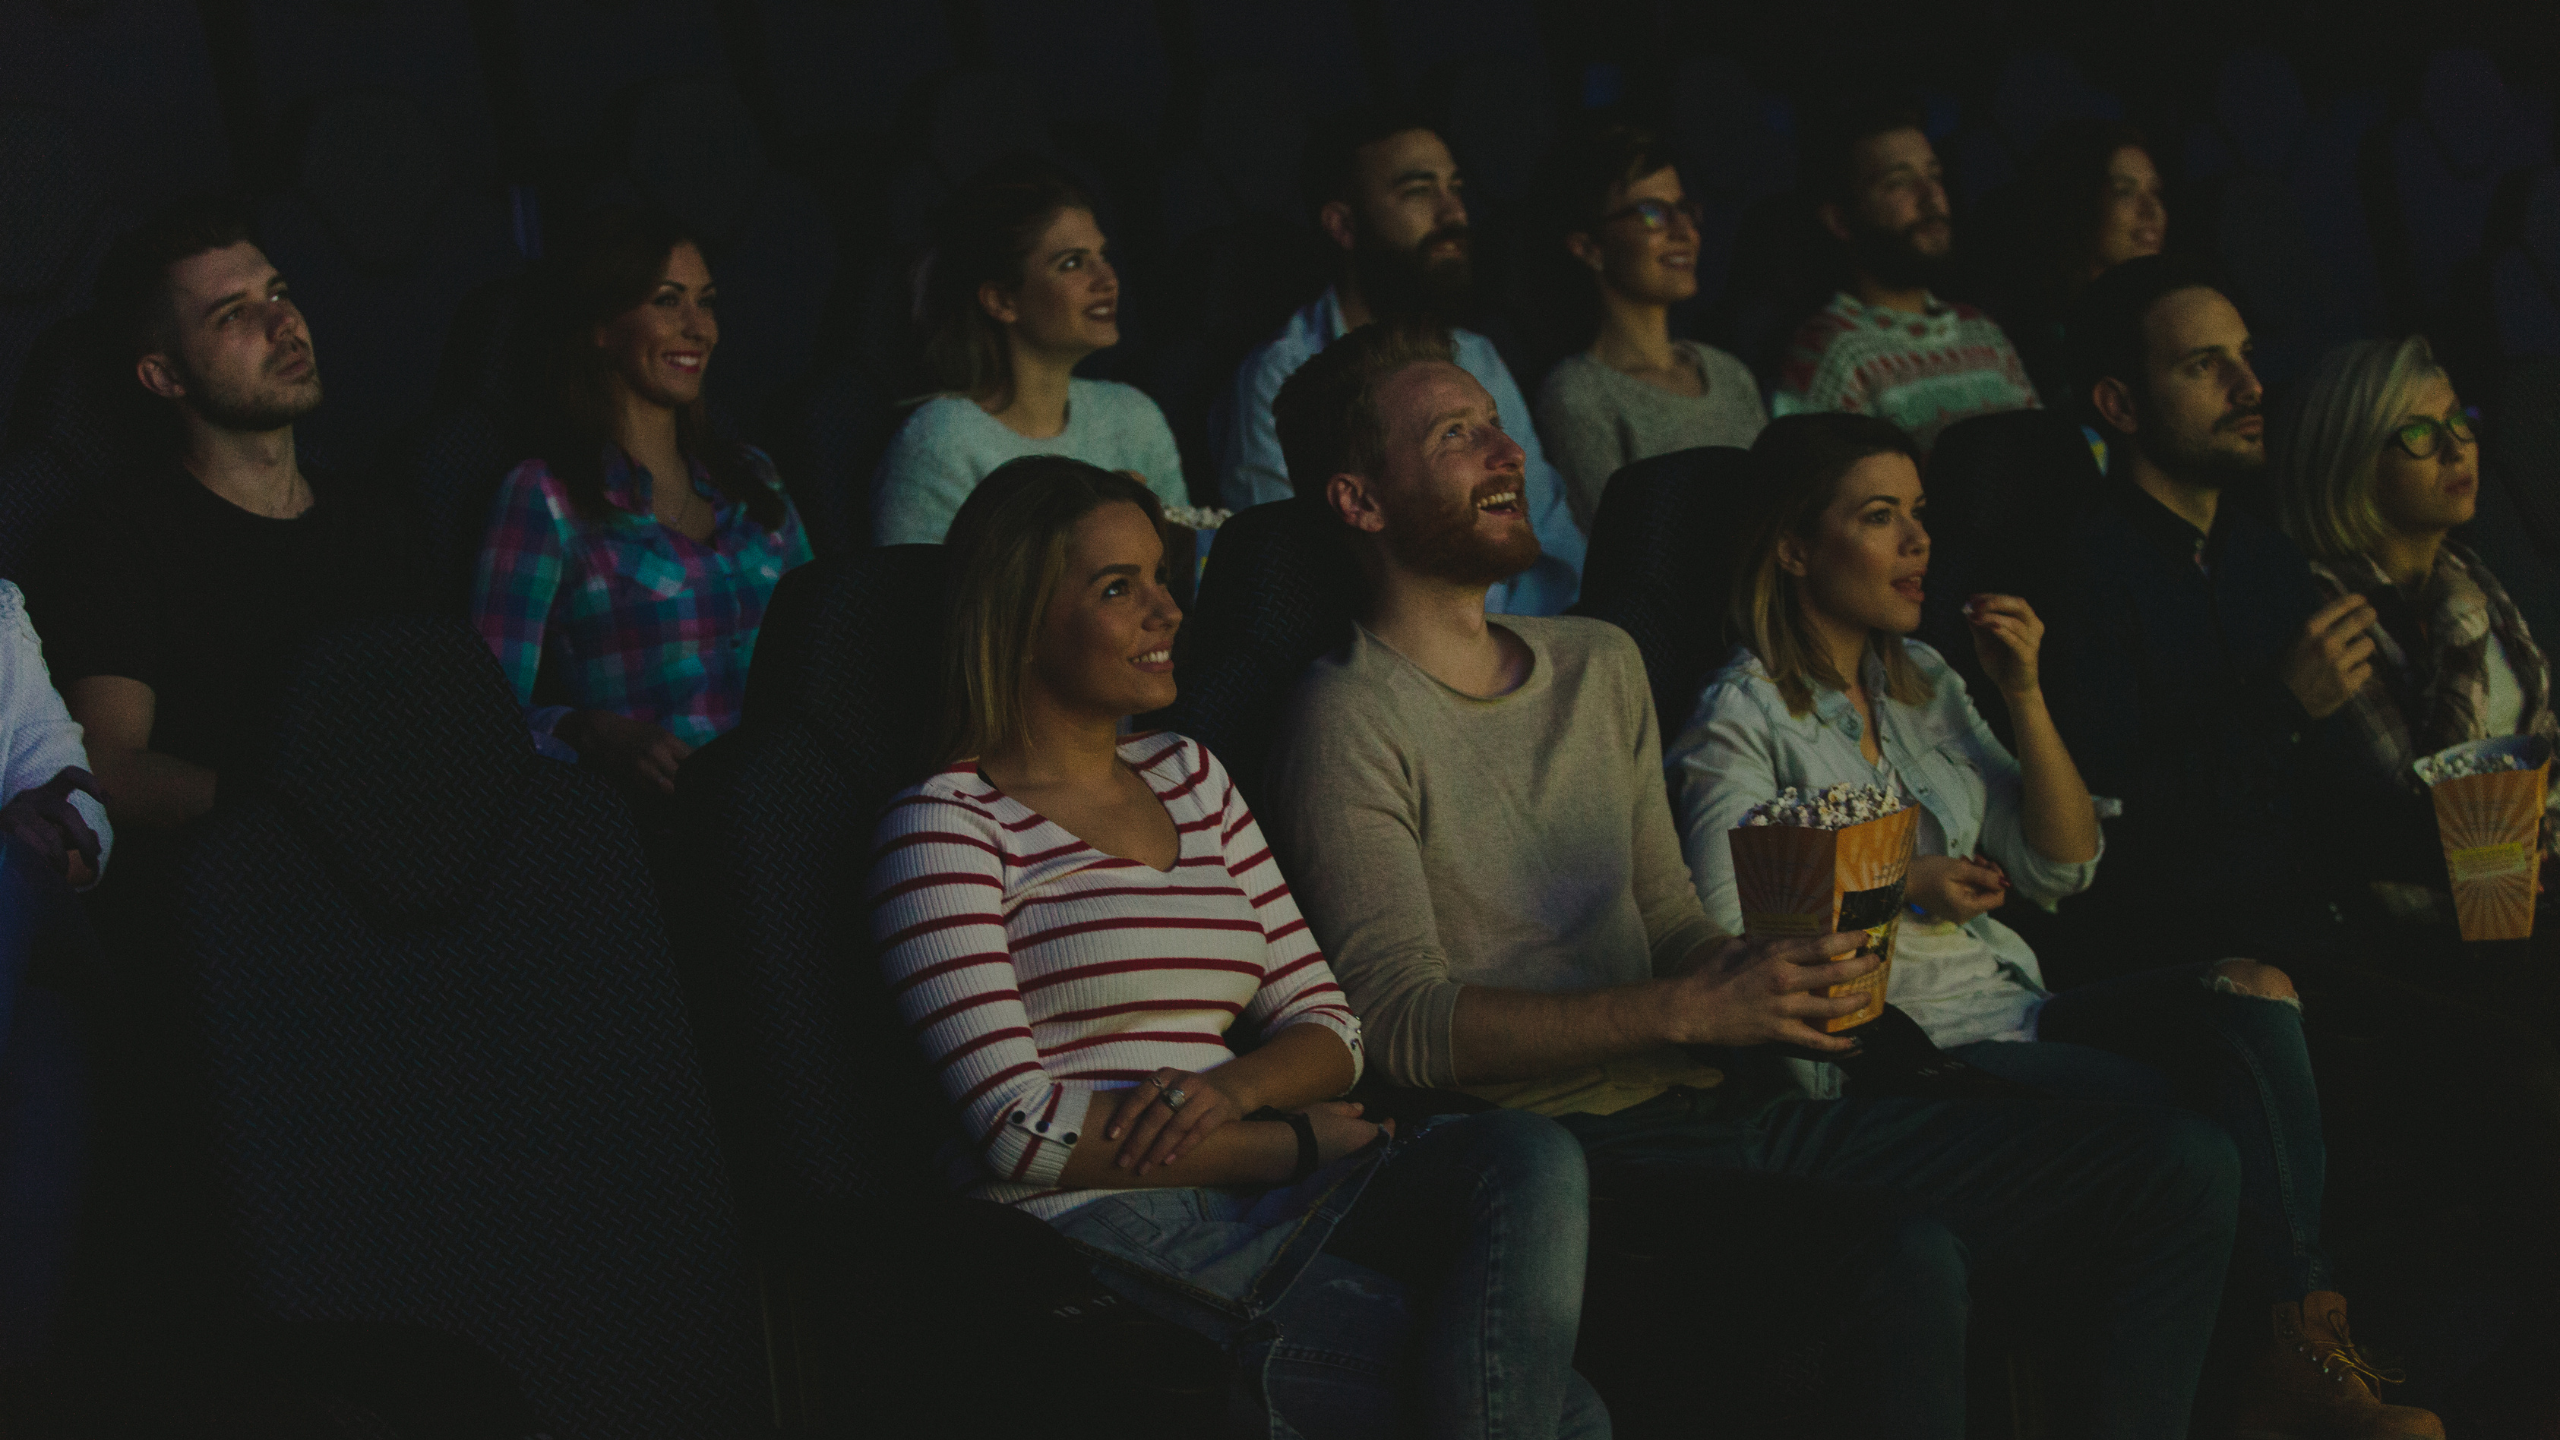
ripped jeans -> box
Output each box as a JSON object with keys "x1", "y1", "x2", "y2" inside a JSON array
[
  {"x1": 1053, "y1": 1109, "x2": 1609, "y2": 1440},
  {"x1": 1954, "y1": 959, "x2": 2333, "y2": 1301}
]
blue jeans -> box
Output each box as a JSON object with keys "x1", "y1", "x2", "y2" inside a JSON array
[
  {"x1": 1064, "y1": 1109, "x2": 1608, "y2": 1440},
  {"x1": 0, "y1": 837, "x2": 87, "y2": 1364},
  {"x1": 1956, "y1": 961, "x2": 2334, "y2": 1302},
  {"x1": 1559, "y1": 1089, "x2": 2239, "y2": 1440}
]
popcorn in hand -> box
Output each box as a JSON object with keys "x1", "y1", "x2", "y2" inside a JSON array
[
  {"x1": 2414, "y1": 748, "x2": 2532, "y2": 785},
  {"x1": 1741, "y1": 781, "x2": 1910, "y2": 830},
  {"x1": 1162, "y1": 505, "x2": 1233, "y2": 530}
]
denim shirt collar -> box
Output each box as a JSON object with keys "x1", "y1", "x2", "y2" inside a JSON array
[{"x1": 1805, "y1": 646, "x2": 1892, "y2": 750}]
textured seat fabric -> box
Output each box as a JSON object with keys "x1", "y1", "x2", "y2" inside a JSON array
[
  {"x1": 1914, "y1": 409, "x2": 2104, "y2": 744},
  {"x1": 1152, "y1": 496, "x2": 1361, "y2": 811},
  {"x1": 164, "y1": 619, "x2": 769, "y2": 1438},
  {"x1": 1568, "y1": 446, "x2": 1756, "y2": 739},
  {"x1": 682, "y1": 546, "x2": 953, "y2": 1223}
]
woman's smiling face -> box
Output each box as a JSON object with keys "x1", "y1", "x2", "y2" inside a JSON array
[
  {"x1": 594, "y1": 240, "x2": 717, "y2": 407},
  {"x1": 1029, "y1": 500, "x2": 1182, "y2": 721}
]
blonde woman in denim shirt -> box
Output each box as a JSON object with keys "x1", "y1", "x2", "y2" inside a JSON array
[{"x1": 1665, "y1": 414, "x2": 2441, "y2": 1440}]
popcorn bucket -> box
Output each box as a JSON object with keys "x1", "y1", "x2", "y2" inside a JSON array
[
  {"x1": 1728, "y1": 805, "x2": 1922, "y2": 1031},
  {"x1": 2416, "y1": 735, "x2": 2551, "y2": 942}
]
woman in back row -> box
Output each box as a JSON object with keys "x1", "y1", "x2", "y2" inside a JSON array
[
  {"x1": 1533, "y1": 122, "x2": 1765, "y2": 528},
  {"x1": 472, "y1": 206, "x2": 812, "y2": 802},
  {"x1": 868, "y1": 457, "x2": 1603, "y2": 1438},
  {"x1": 871, "y1": 158, "x2": 1188, "y2": 546}
]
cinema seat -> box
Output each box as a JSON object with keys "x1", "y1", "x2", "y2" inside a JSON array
[{"x1": 155, "y1": 618, "x2": 772, "y2": 1436}]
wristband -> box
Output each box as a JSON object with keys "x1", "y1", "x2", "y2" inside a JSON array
[{"x1": 1248, "y1": 1106, "x2": 1319, "y2": 1182}]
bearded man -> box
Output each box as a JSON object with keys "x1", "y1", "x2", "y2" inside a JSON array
[
  {"x1": 1256, "y1": 317, "x2": 2251, "y2": 1439},
  {"x1": 25, "y1": 195, "x2": 419, "y2": 837},
  {"x1": 1215, "y1": 106, "x2": 1583, "y2": 615},
  {"x1": 1772, "y1": 98, "x2": 2040, "y2": 453}
]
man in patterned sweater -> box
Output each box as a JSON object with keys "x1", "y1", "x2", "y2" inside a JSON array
[{"x1": 1773, "y1": 97, "x2": 2039, "y2": 452}]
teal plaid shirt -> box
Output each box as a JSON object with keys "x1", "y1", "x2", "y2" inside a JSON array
[{"x1": 471, "y1": 445, "x2": 813, "y2": 749}]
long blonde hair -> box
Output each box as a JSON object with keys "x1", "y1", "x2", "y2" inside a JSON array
[
  {"x1": 2272, "y1": 335, "x2": 2452, "y2": 562},
  {"x1": 1731, "y1": 413, "x2": 1936, "y2": 717},
  {"x1": 936, "y1": 457, "x2": 1165, "y2": 765}
]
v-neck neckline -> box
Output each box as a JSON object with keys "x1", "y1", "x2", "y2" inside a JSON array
[{"x1": 973, "y1": 744, "x2": 1187, "y2": 876}]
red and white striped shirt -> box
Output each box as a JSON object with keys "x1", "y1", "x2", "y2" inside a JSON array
[{"x1": 869, "y1": 732, "x2": 1364, "y2": 1219}]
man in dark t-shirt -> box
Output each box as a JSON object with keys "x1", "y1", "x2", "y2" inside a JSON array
[{"x1": 25, "y1": 196, "x2": 414, "y2": 835}]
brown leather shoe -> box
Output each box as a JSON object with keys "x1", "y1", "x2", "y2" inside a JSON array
[{"x1": 2224, "y1": 1292, "x2": 2444, "y2": 1440}]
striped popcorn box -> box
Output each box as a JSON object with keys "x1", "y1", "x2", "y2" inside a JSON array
[
  {"x1": 1728, "y1": 801, "x2": 1921, "y2": 1032},
  {"x1": 2414, "y1": 735, "x2": 2552, "y2": 942}
]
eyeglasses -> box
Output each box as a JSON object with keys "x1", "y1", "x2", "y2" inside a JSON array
[
  {"x1": 2387, "y1": 411, "x2": 2478, "y2": 460},
  {"x1": 1597, "y1": 196, "x2": 1704, "y2": 233}
]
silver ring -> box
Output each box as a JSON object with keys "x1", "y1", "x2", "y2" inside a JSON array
[{"x1": 1162, "y1": 1086, "x2": 1190, "y2": 1111}]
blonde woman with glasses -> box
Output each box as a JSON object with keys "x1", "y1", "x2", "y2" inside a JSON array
[{"x1": 2270, "y1": 335, "x2": 2554, "y2": 925}]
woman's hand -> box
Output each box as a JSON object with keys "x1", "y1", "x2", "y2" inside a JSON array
[
  {"x1": 1304, "y1": 1100, "x2": 1391, "y2": 1166},
  {"x1": 1965, "y1": 594, "x2": 2046, "y2": 699},
  {"x1": 0, "y1": 766, "x2": 103, "y2": 881},
  {"x1": 560, "y1": 710, "x2": 693, "y2": 795},
  {"x1": 1106, "y1": 1067, "x2": 1251, "y2": 1176},
  {"x1": 1905, "y1": 853, "x2": 2009, "y2": 925}
]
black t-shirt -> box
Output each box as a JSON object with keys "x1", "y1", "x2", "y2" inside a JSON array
[{"x1": 25, "y1": 461, "x2": 422, "y2": 783}]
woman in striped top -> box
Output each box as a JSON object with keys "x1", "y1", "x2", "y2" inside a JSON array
[{"x1": 871, "y1": 457, "x2": 1606, "y2": 1439}]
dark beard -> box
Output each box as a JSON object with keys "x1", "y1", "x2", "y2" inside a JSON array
[
  {"x1": 178, "y1": 352, "x2": 323, "y2": 433},
  {"x1": 1350, "y1": 221, "x2": 1473, "y2": 326},
  {"x1": 2132, "y1": 402, "x2": 2267, "y2": 489},
  {"x1": 1845, "y1": 216, "x2": 1953, "y2": 294},
  {"x1": 1379, "y1": 477, "x2": 1539, "y2": 587}
]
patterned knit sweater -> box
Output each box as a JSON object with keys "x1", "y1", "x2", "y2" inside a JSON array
[
  {"x1": 1772, "y1": 291, "x2": 2040, "y2": 452},
  {"x1": 868, "y1": 732, "x2": 1364, "y2": 1219}
]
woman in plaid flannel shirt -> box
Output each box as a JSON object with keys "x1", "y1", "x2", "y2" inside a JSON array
[{"x1": 472, "y1": 208, "x2": 812, "y2": 799}]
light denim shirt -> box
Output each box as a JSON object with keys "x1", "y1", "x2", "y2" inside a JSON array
[
  {"x1": 1212, "y1": 286, "x2": 1584, "y2": 616},
  {"x1": 1666, "y1": 641, "x2": 2104, "y2": 1093}
]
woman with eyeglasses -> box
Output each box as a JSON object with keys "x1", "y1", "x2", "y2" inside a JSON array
[
  {"x1": 1532, "y1": 122, "x2": 1766, "y2": 531},
  {"x1": 2270, "y1": 336, "x2": 2552, "y2": 928}
]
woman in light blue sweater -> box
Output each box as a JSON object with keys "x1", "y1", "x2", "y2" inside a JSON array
[
  {"x1": 1665, "y1": 414, "x2": 2440, "y2": 1439},
  {"x1": 872, "y1": 156, "x2": 1185, "y2": 545}
]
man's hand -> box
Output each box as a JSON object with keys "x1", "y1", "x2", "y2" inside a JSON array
[
  {"x1": 0, "y1": 766, "x2": 104, "y2": 881},
  {"x1": 1662, "y1": 932, "x2": 1878, "y2": 1054},
  {"x1": 559, "y1": 710, "x2": 693, "y2": 795},
  {"x1": 2280, "y1": 592, "x2": 2378, "y2": 720},
  {"x1": 1905, "y1": 854, "x2": 2008, "y2": 925}
]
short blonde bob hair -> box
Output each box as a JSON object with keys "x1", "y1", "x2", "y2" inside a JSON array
[
  {"x1": 2272, "y1": 335, "x2": 2452, "y2": 562},
  {"x1": 1731, "y1": 413, "x2": 1936, "y2": 718},
  {"x1": 936, "y1": 456, "x2": 1166, "y2": 765}
]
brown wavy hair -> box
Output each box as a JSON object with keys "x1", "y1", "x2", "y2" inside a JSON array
[
  {"x1": 1730, "y1": 414, "x2": 1936, "y2": 717},
  {"x1": 534, "y1": 205, "x2": 783, "y2": 529}
]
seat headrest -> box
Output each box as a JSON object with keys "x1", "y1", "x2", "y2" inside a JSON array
[
  {"x1": 262, "y1": 620, "x2": 532, "y2": 930},
  {"x1": 624, "y1": 77, "x2": 768, "y2": 249},
  {"x1": 1924, "y1": 410, "x2": 2103, "y2": 545},
  {"x1": 294, "y1": 88, "x2": 451, "y2": 271},
  {"x1": 1187, "y1": 497, "x2": 1361, "y2": 656},
  {"x1": 0, "y1": 106, "x2": 104, "y2": 304},
  {"x1": 1572, "y1": 446, "x2": 1755, "y2": 732},
  {"x1": 743, "y1": 546, "x2": 948, "y2": 792}
]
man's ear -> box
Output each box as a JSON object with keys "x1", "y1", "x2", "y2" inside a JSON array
[
  {"x1": 977, "y1": 280, "x2": 1020, "y2": 328},
  {"x1": 1774, "y1": 532, "x2": 1811, "y2": 579},
  {"x1": 135, "y1": 352, "x2": 186, "y2": 402},
  {"x1": 2089, "y1": 376, "x2": 2139, "y2": 437},
  {"x1": 1817, "y1": 200, "x2": 1852, "y2": 245},
  {"x1": 1325, "y1": 471, "x2": 1386, "y2": 535},
  {"x1": 1318, "y1": 200, "x2": 1358, "y2": 255},
  {"x1": 1564, "y1": 230, "x2": 1604, "y2": 273}
]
